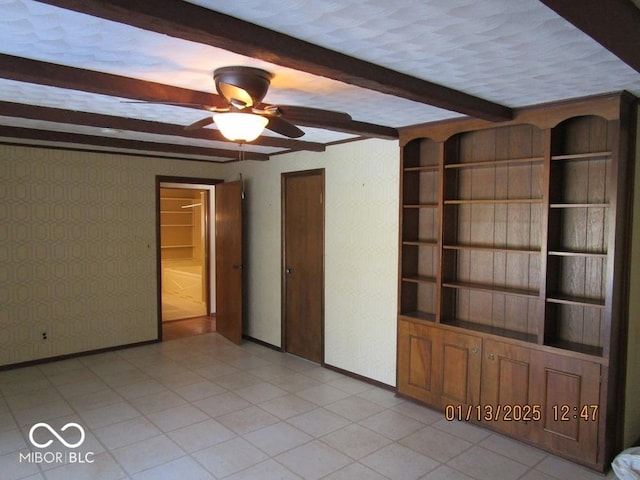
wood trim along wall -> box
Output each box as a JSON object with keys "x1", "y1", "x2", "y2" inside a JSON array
[{"x1": 0, "y1": 340, "x2": 159, "y2": 371}]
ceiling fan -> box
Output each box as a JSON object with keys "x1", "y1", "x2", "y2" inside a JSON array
[{"x1": 155, "y1": 66, "x2": 353, "y2": 142}]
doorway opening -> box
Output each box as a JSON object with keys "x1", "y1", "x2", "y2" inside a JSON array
[
  {"x1": 157, "y1": 177, "x2": 219, "y2": 340},
  {"x1": 160, "y1": 187, "x2": 208, "y2": 321}
]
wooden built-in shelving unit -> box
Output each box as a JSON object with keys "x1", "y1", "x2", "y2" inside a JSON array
[{"x1": 396, "y1": 92, "x2": 637, "y2": 472}]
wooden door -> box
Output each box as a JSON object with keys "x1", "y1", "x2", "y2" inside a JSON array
[
  {"x1": 215, "y1": 181, "x2": 243, "y2": 344},
  {"x1": 283, "y1": 170, "x2": 324, "y2": 363},
  {"x1": 530, "y1": 351, "x2": 601, "y2": 465},
  {"x1": 436, "y1": 328, "x2": 482, "y2": 410},
  {"x1": 397, "y1": 320, "x2": 481, "y2": 410},
  {"x1": 397, "y1": 319, "x2": 440, "y2": 405},
  {"x1": 481, "y1": 339, "x2": 535, "y2": 438}
]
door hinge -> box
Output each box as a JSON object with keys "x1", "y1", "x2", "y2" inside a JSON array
[{"x1": 320, "y1": 192, "x2": 323, "y2": 204}]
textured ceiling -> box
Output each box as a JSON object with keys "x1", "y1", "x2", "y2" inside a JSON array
[
  {"x1": 193, "y1": 0, "x2": 640, "y2": 105},
  {"x1": 0, "y1": 0, "x2": 638, "y2": 162}
]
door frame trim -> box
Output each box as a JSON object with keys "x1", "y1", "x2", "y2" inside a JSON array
[
  {"x1": 281, "y1": 168, "x2": 326, "y2": 363},
  {"x1": 155, "y1": 175, "x2": 222, "y2": 341}
]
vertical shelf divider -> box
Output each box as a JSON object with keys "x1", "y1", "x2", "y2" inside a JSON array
[
  {"x1": 539, "y1": 128, "x2": 552, "y2": 346},
  {"x1": 435, "y1": 140, "x2": 446, "y2": 323}
]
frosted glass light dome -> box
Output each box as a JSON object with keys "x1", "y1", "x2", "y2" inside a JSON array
[{"x1": 214, "y1": 112, "x2": 268, "y2": 142}]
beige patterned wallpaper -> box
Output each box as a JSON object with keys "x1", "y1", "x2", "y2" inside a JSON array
[{"x1": 0, "y1": 144, "x2": 225, "y2": 366}]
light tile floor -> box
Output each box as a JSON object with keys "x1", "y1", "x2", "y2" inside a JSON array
[{"x1": 0, "y1": 333, "x2": 617, "y2": 480}]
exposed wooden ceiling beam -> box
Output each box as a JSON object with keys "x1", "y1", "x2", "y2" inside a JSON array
[
  {"x1": 0, "y1": 101, "x2": 326, "y2": 152},
  {"x1": 0, "y1": 54, "x2": 396, "y2": 139},
  {"x1": 0, "y1": 126, "x2": 269, "y2": 161},
  {"x1": 0, "y1": 54, "x2": 222, "y2": 107},
  {"x1": 539, "y1": 0, "x2": 640, "y2": 73},
  {"x1": 294, "y1": 118, "x2": 397, "y2": 140},
  {"x1": 33, "y1": 0, "x2": 513, "y2": 122}
]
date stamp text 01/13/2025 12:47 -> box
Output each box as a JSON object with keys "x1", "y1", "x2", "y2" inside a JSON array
[{"x1": 444, "y1": 404, "x2": 600, "y2": 422}]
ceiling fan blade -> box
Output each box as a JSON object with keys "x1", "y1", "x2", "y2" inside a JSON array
[
  {"x1": 265, "y1": 116, "x2": 305, "y2": 138},
  {"x1": 122, "y1": 100, "x2": 227, "y2": 112},
  {"x1": 123, "y1": 100, "x2": 201, "y2": 107},
  {"x1": 274, "y1": 105, "x2": 352, "y2": 123},
  {"x1": 184, "y1": 116, "x2": 214, "y2": 131}
]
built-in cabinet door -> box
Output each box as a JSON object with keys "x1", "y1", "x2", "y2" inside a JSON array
[
  {"x1": 530, "y1": 351, "x2": 601, "y2": 465},
  {"x1": 481, "y1": 340, "x2": 535, "y2": 438},
  {"x1": 481, "y1": 339, "x2": 600, "y2": 465},
  {"x1": 397, "y1": 320, "x2": 437, "y2": 405},
  {"x1": 397, "y1": 320, "x2": 481, "y2": 410}
]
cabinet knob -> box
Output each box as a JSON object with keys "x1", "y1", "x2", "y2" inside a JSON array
[
  {"x1": 285, "y1": 267, "x2": 292, "y2": 274},
  {"x1": 471, "y1": 347, "x2": 479, "y2": 354},
  {"x1": 488, "y1": 353, "x2": 495, "y2": 360}
]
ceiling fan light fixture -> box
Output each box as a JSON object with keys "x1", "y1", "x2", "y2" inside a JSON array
[{"x1": 213, "y1": 112, "x2": 268, "y2": 142}]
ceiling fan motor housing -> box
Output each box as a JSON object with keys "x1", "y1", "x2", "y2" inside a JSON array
[{"x1": 213, "y1": 66, "x2": 273, "y2": 107}]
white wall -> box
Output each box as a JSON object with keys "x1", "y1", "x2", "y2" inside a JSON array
[{"x1": 237, "y1": 138, "x2": 400, "y2": 385}]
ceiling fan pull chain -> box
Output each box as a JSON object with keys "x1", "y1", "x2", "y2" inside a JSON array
[{"x1": 238, "y1": 144, "x2": 246, "y2": 200}]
